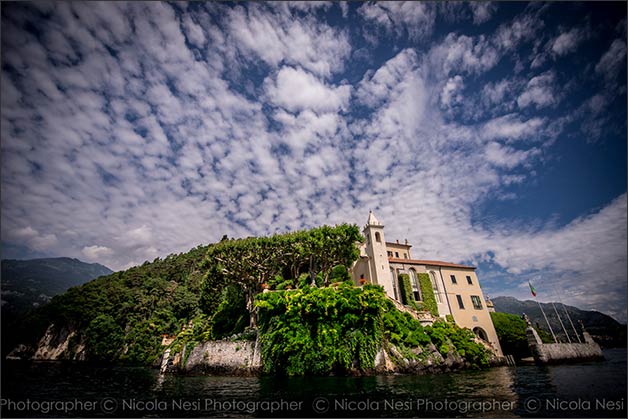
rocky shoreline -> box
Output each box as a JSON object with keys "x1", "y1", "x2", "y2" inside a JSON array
[
  {"x1": 7, "y1": 323, "x2": 504, "y2": 376},
  {"x1": 159, "y1": 336, "x2": 504, "y2": 376}
]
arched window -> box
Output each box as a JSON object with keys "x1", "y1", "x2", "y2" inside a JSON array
[
  {"x1": 429, "y1": 271, "x2": 442, "y2": 303},
  {"x1": 409, "y1": 269, "x2": 421, "y2": 301},
  {"x1": 375, "y1": 232, "x2": 381, "y2": 243},
  {"x1": 473, "y1": 327, "x2": 489, "y2": 341}
]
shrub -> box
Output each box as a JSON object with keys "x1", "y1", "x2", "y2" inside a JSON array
[
  {"x1": 490, "y1": 312, "x2": 531, "y2": 359},
  {"x1": 255, "y1": 284, "x2": 383, "y2": 376}
]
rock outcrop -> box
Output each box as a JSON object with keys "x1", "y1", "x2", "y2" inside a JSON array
[
  {"x1": 7, "y1": 323, "x2": 86, "y2": 361},
  {"x1": 161, "y1": 338, "x2": 501, "y2": 376},
  {"x1": 161, "y1": 339, "x2": 261, "y2": 375}
]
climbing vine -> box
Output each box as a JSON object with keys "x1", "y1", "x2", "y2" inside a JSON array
[
  {"x1": 397, "y1": 274, "x2": 421, "y2": 311},
  {"x1": 417, "y1": 273, "x2": 439, "y2": 317}
]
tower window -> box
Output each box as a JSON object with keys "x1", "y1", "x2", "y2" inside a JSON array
[
  {"x1": 471, "y1": 295, "x2": 483, "y2": 309},
  {"x1": 375, "y1": 232, "x2": 381, "y2": 242},
  {"x1": 466, "y1": 275, "x2": 473, "y2": 285},
  {"x1": 456, "y1": 295, "x2": 465, "y2": 309},
  {"x1": 450, "y1": 275, "x2": 457, "y2": 284}
]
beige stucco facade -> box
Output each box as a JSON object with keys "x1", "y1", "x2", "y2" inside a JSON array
[{"x1": 352, "y1": 212, "x2": 503, "y2": 357}]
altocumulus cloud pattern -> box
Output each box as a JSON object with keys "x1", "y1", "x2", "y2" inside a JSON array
[{"x1": 1, "y1": 2, "x2": 626, "y2": 321}]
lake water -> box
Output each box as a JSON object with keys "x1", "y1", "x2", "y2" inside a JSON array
[{"x1": 1, "y1": 348, "x2": 625, "y2": 418}]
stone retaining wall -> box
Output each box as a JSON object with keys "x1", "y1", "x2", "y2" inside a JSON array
[
  {"x1": 165, "y1": 339, "x2": 262, "y2": 375},
  {"x1": 526, "y1": 326, "x2": 603, "y2": 364}
]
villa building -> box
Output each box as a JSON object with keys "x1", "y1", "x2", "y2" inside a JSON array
[{"x1": 351, "y1": 211, "x2": 503, "y2": 356}]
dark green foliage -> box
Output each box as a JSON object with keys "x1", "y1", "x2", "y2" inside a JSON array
[
  {"x1": 425, "y1": 321, "x2": 491, "y2": 367},
  {"x1": 209, "y1": 285, "x2": 248, "y2": 339},
  {"x1": 330, "y1": 264, "x2": 351, "y2": 283},
  {"x1": 382, "y1": 299, "x2": 430, "y2": 349},
  {"x1": 490, "y1": 312, "x2": 531, "y2": 359},
  {"x1": 200, "y1": 224, "x2": 363, "y2": 326},
  {"x1": 256, "y1": 284, "x2": 491, "y2": 375},
  {"x1": 417, "y1": 273, "x2": 439, "y2": 317},
  {"x1": 122, "y1": 320, "x2": 161, "y2": 364},
  {"x1": 397, "y1": 274, "x2": 420, "y2": 311},
  {"x1": 255, "y1": 284, "x2": 383, "y2": 376},
  {"x1": 535, "y1": 325, "x2": 555, "y2": 344},
  {"x1": 85, "y1": 314, "x2": 124, "y2": 362},
  {"x1": 13, "y1": 244, "x2": 211, "y2": 364}
]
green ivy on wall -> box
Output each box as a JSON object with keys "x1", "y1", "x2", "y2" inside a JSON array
[
  {"x1": 397, "y1": 274, "x2": 421, "y2": 311},
  {"x1": 417, "y1": 273, "x2": 439, "y2": 317}
]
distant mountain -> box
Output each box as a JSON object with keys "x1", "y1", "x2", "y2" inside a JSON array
[
  {"x1": 1, "y1": 257, "x2": 113, "y2": 315},
  {"x1": 492, "y1": 296, "x2": 626, "y2": 347}
]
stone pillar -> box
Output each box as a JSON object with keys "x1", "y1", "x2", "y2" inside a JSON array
[
  {"x1": 525, "y1": 320, "x2": 548, "y2": 363},
  {"x1": 582, "y1": 330, "x2": 595, "y2": 344},
  {"x1": 579, "y1": 320, "x2": 596, "y2": 344}
]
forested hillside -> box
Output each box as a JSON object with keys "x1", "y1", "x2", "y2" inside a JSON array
[
  {"x1": 1, "y1": 257, "x2": 112, "y2": 314},
  {"x1": 6, "y1": 224, "x2": 363, "y2": 363}
]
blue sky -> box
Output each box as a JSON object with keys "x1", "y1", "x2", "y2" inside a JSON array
[{"x1": 1, "y1": 2, "x2": 626, "y2": 321}]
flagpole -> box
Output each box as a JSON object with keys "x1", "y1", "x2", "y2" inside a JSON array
[
  {"x1": 536, "y1": 297, "x2": 558, "y2": 343},
  {"x1": 561, "y1": 302, "x2": 582, "y2": 343},
  {"x1": 552, "y1": 284, "x2": 582, "y2": 343},
  {"x1": 530, "y1": 281, "x2": 557, "y2": 343},
  {"x1": 552, "y1": 301, "x2": 571, "y2": 343}
]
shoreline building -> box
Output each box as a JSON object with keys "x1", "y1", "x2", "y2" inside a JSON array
[{"x1": 351, "y1": 211, "x2": 503, "y2": 356}]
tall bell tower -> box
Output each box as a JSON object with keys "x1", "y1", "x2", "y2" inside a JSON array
[{"x1": 363, "y1": 211, "x2": 395, "y2": 299}]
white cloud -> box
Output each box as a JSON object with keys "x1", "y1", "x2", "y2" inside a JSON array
[
  {"x1": 354, "y1": 48, "x2": 418, "y2": 108},
  {"x1": 551, "y1": 27, "x2": 587, "y2": 56},
  {"x1": 358, "y1": 1, "x2": 436, "y2": 41},
  {"x1": 440, "y1": 75, "x2": 464, "y2": 109},
  {"x1": 482, "y1": 114, "x2": 544, "y2": 141},
  {"x1": 469, "y1": 2, "x2": 497, "y2": 25},
  {"x1": 338, "y1": 1, "x2": 349, "y2": 18},
  {"x1": 482, "y1": 79, "x2": 515, "y2": 107},
  {"x1": 530, "y1": 52, "x2": 547, "y2": 69},
  {"x1": 82, "y1": 245, "x2": 114, "y2": 261},
  {"x1": 181, "y1": 15, "x2": 206, "y2": 47},
  {"x1": 265, "y1": 66, "x2": 351, "y2": 114},
  {"x1": 226, "y1": 3, "x2": 351, "y2": 78},
  {"x1": 485, "y1": 142, "x2": 535, "y2": 168},
  {"x1": 10, "y1": 226, "x2": 39, "y2": 241},
  {"x1": 517, "y1": 71, "x2": 557, "y2": 109},
  {"x1": 430, "y1": 33, "x2": 499, "y2": 76},
  {"x1": 595, "y1": 38, "x2": 627, "y2": 82},
  {"x1": 494, "y1": 12, "x2": 544, "y2": 51}
]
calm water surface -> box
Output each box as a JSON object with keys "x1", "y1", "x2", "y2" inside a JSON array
[{"x1": 1, "y1": 348, "x2": 625, "y2": 418}]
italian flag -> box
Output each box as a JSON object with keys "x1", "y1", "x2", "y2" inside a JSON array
[{"x1": 529, "y1": 281, "x2": 537, "y2": 297}]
